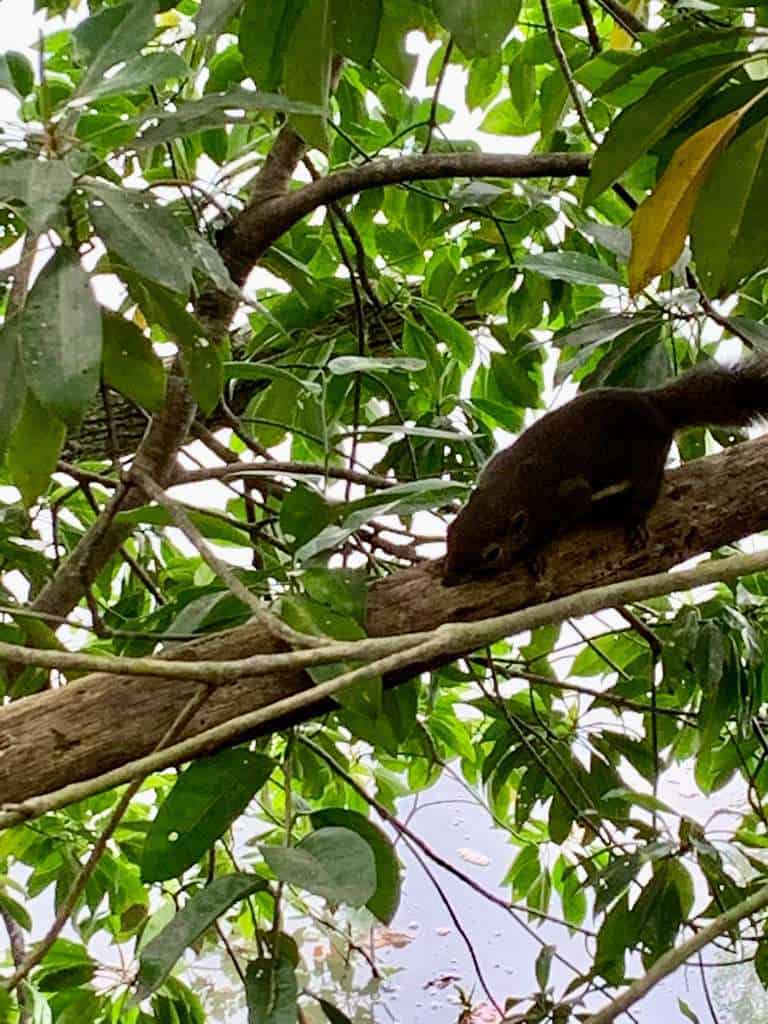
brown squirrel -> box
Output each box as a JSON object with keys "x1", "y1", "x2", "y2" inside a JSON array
[{"x1": 443, "y1": 359, "x2": 768, "y2": 586}]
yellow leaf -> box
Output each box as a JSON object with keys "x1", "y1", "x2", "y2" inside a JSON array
[
  {"x1": 611, "y1": 0, "x2": 647, "y2": 50},
  {"x1": 628, "y1": 110, "x2": 743, "y2": 295}
]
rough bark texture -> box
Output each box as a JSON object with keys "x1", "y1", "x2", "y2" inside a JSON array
[{"x1": 1, "y1": 434, "x2": 767, "y2": 804}]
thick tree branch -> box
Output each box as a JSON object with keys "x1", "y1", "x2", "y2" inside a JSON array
[
  {"x1": 219, "y1": 152, "x2": 590, "y2": 284},
  {"x1": 1, "y1": 435, "x2": 768, "y2": 806}
]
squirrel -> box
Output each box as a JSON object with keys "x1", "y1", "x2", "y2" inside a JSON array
[{"x1": 442, "y1": 359, "x2": 768, "y2": 586}]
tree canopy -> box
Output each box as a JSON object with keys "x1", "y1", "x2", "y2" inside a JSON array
[{"x1": 4, "y1": 1, "x2": 768, "y2": 1021}]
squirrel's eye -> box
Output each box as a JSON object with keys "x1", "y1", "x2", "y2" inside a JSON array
[{"x1": 481, "y1": 542, "x2": 502, "y2": 563}]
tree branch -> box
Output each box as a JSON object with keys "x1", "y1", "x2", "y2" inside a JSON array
[
  {"x1": 1, "y1": 435, "x2": 768, "y2": 809},
  {"x1": 220, "y1": 152, "x2": 590, "y2": 283}
]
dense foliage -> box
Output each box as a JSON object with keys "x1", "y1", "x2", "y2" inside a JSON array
[{"x1": 4, "y1": 0, "x2": 768, "y2": 1021}]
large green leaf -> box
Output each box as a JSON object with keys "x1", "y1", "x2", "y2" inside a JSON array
[
  {"x1": 7, "y1": 390, "x2": 66, "y2": 506},
  {"x1": 86, "y1": 181, "x2": 193, "y2": 296},
  {"x1": 72, "y1": 0, "x2": 158, "y2": 93},
  {"x1": 21, "y1": 249, "x2": 102, "y2": 426},
  {"x1": 102, "y1": 312, "x2": 166, "y2": 411},
  {"x1": 245, "y1": 958, "x2": 298, "y2": 1024},
  {"x1": 0, "y1": 158, "x2": 74, "y2": 234},
  {"x1": 141, "y1": 749, "x2": 274, "y2": 881},
  {"x1": 586, "y1": 54, "x2": 751, "y2": 202},
  {"x1": 295, "y1": 478, "x2": 465, "y2": 561},
  {"x1": 327, "y1": 355, "x2": 426, "y2": 375},
  {"x1": 330, "y1": 0, "x2": 382, "y2": 65},
  {"x1": 522, "y1": 251, "x2": 623, "y2": 287},
  {"x1": 135, "y1": 86, "x2": 324, "y2": 146},
  {"x1": 433, "y1": 0, "x2": 521, "y2": 58},
  {"x1": 261, "y1": 827, "x2": 377, "y2": 907},
  {"x1": 239, "y1": 0, "x2": 306, "y2": 91},
  {"x1": 136, "y1": 873, "x2": 268, "y2": 999},
  {"x1": 76, "y1": 52, "x2": 189, "y2": 102},
  {"x1": 0, "y1": 51, "x2": 34, "y2": 98},
  {"x1": 311, "y1": 809, "x2": 402, "y2": 923},
  {"x1": 179, "y1": 338, "x2": 224, "y2": 415},
  {"x1": 692, "y1": 117, "x2": 768, "y2": 297},
  {"x1": 284, "y1": 0, "x2": 332, "y2": 150}
]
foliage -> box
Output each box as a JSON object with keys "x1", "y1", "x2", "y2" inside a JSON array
[{"x1": 3, "y1": 1, "x2": 768, "y2": 1022}]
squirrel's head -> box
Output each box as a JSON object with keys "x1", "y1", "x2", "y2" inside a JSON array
[{"x1": 442, "y1": 489, "x2": 531, "y2": 587}]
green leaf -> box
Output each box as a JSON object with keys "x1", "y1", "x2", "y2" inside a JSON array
[
  {"x1": 692, "y1": 116, "x2": 768, "y2": 297},
  {"x1": 141, "y1": 749, "x2": 274, "y2": 881},
  {"x1": 296, "y1": 478, "x2": 465, "y2": 561},
  {"x1": 179, "y1": 338, "x2": 224, "y2": 415},
  {"x1": 224, "y1": 361, "x2": 322, "y2": 396},
  {"x1": 239, "y1": 0, "x2": 306, "y2": 91},
  {"x1": 522, "y1": 251, "x2": 624, "y2": 287},
  {"x1": 21, "y1": 248, "x2": 102, "y2": 426},
  {"x1": 86, "y1": 181, "x2": 193, "y2": 296},
  {"x1": 432, "y1": 0, "x2": 521, "y2": 57},
  {"x1": 280, "y1": 484, "x2": 332, "y2": 549},
  {"x1": 586, "y1": 54, "x2": 750, "y2": 202},
  {"x1": 311, "y1": 809, "x2": 402, "y2": 923},
  {"x1": 285, "y1": 0, "x2": 331, "y2": 150},
  {"x1": 196, "y1": 0, "x2": 243, "y2": 36},
  {"x1": 327, "y1": 355, "x2": 426, "y2": 375},
  {"x1": 302, "y1": 568, "x2": 368, "y2": 626},
  {"x1": 0, "y1": 51, "x2": 34, "y2": 97},
  {"x1": 727, "y1": 317, "x2": 768, "y2": 351},
  {"x1": 693, "y1": 621, "x2": 725, "y2": 692},
  {"x1": 187, "y1": 232, "x2": 238, "y2": 294},
  {"x1": 280, "y1": 594, "x2": 381, "y2": 714},
  {"x1": 0, "y1": 320, "x2": 24, "y2": 454},
  {"x1": 261, "y1": 827, "x2": 377, "y2": 907},
  {"x1": 136, "y1": 87, "x2": 325, "y2": 146},
  {"x1": 331, "y1": 0, "x2": 382, "y2": 65},
  {"x1": 535, "y1": 944, "x2": 555, "y2": 990},
  {"x1": 73, "y1": 0, "x2": 158, "y2": 93},
  {"x1": 417, "y1": 304, "x2": 475, "y2": 365},
  {"x1": 509, "y1": 52, "x2": 537, "y2": 121},
  {"x1": 7, "y1": 390, "x2": 66, "y2": 506},
  {"x1": 76, "y1": 52, "x2": 189, "y2": 102},
  {"x1": 479, "y1": 98, "x2": 538, "y2": 135},
  {"x1": 678, "y1": 999, "x2": 701, "y2": 1024},
  {"x1": 245, "y1": 958, "x2": 298, "y2": 1024},
  {"x1": 136, "y1": 873, "x2": 268, "y2": 999},
  {"x1": 102, "y1": 312, "x2": 166, "y2": 411},
  {"x1": 0, "y1": 158, "x2": 74, "y2": 234},
  {"x1": 755, "y1": 937, "x2": 768, "y2": 988},
  {"x1": 117, "y1": 505, "x2": 246, "y2": 545}
]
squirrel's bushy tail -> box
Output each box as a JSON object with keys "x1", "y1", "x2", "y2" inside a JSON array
[{"x1": 651, "y1": 358, "x2": 768, "y2": 430}]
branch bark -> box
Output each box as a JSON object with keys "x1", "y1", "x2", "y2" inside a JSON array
[
  {"x1": 219, "y1": 152, "x2": 590, "y2": 283},
  {"x1": 2, "y1": 434, "x2": 768, "y2": 805}
]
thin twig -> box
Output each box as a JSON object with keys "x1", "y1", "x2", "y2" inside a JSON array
[
  {"x1": 585, "y1": 882, "x2": 768, "y2": 1024},
  {"x1": 540, "y1": 0, "x2": 598, "y2": 145},
  {"x1": 592, "y1": 0, "x2": 646, "y2": 38},
  {"x1": 424, "y1": 39, "x2": 454, "y2": 154},
  {"x1": 577, "y1": 0, "x2": 602, "y2": 53}
]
